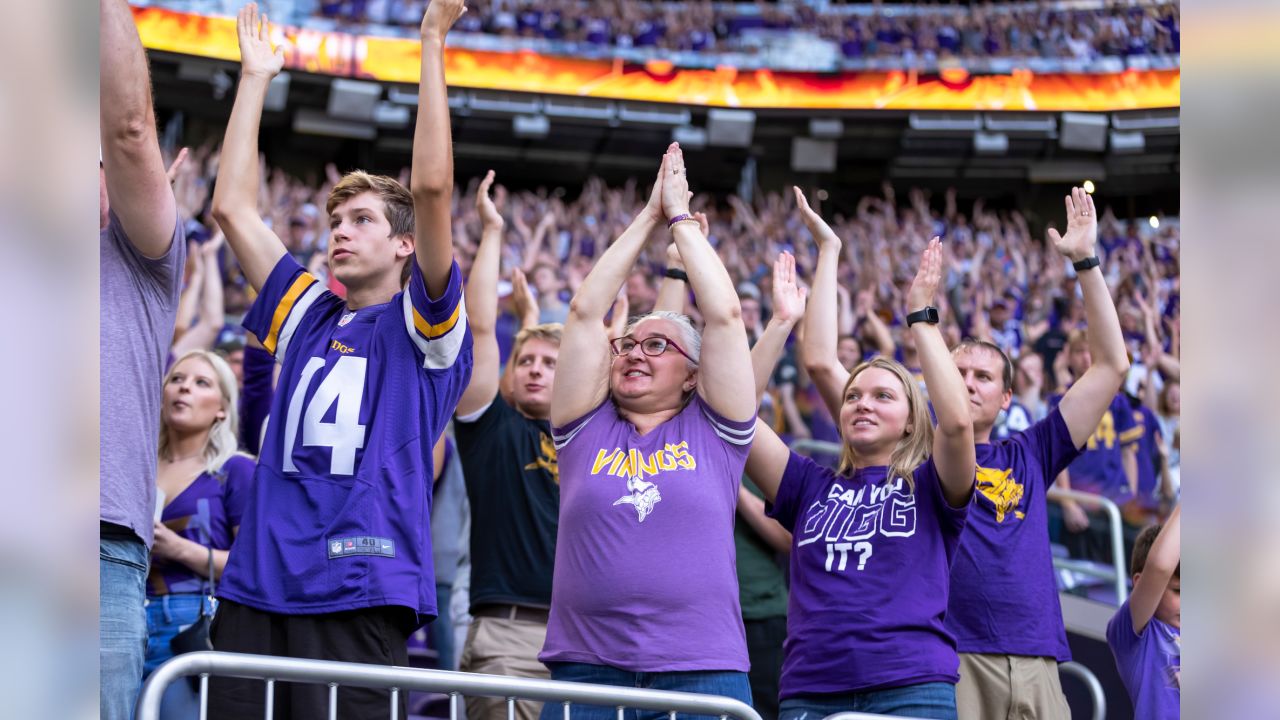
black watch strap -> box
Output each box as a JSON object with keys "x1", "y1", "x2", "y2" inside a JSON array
[
  {"x1": 1072, "y1": 256, "x2": 1101, "y2": 273},
  {"x1": 664, "y1": 268, "x2": 689, "y2": 282},
  {"x1": 906, "y1": 307, "x2": 939, "y2": 326}
]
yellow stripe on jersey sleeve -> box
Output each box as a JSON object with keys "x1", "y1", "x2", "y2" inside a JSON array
[
  {"x1": 1119, "y1": 425, "x2": 1145, "y2": 444},
  {"x1": 264, "y1": 272, "x2": 318, "y2": 355},
  {"x1": 412, "y1": 299, "x2": 461, "y2": 340}
]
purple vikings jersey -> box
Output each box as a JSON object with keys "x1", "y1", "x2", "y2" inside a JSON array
[{"x1": 218, "y1": 255, "x2": 472, "y2": 623}]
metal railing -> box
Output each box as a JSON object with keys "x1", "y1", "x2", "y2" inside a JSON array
[
  {"x1": 1046, "y1": 488, "x2": 1129, "y2": 605},
  {"x1": 137, "y1": 651, "x2": 764, "y2": 720},
  {"x1": 1059, "y1": 661, "x2": 1107, "y2": 720}
]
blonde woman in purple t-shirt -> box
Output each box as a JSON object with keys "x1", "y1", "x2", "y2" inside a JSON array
[
  {"x1": 538, "y1": 143, "x2": 758, "y2": 719},
  {"x1": 744, "y1": 189, "x2": 976, "y2": 719}
]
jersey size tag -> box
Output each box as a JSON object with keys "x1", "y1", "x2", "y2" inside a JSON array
[{"x1": 327, "y1": 536, "x2": 396, "y2": 559}]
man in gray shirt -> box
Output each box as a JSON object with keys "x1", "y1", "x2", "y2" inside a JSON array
[{"x1": 100, "y1": 1, "x2": 187, "y2": 716}]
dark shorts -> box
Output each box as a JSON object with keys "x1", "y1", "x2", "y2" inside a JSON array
[{"x1": 208, "y1": 599, "x2": 413, "y2": 720}]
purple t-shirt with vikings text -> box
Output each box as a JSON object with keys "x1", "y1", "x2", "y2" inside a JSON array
[
  {"x1": 768, "y1": 455, "x2": 968, "y2": 697},
  {"x1": 540, "y1": 395, "x2": 754, "y2": 672},
  {"x1": 946, "y1": 409, "x2": 1082, "y2": 660},
  {"x1": 219, "y1": 255, "x2": 472, "y2": 623},
  {"x1": 1107, "y1": 599, "x2": 1181, "y2": 717},
  {"x1": 148, "y1": 455, "x2": 255, "y2": 596}
]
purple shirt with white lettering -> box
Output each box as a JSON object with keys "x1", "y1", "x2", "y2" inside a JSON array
[
  {"x1": 768, "y1": 455, "x2": 968, "y2": 697},
  {"x1": 1107, "y1": 600, "x2": 1181, "y2": 717},
  {"x1": 540, "y1": 395, "x2": 754, "y2": 672},
  {"x1": 946, "y1": 409, "x2": 1082, "y2": 660}
]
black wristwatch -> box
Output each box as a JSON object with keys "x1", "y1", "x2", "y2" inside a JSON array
[
  {"x1": 1072, "y1": 256, "x2": 1101, "y2": 273},
  {"x1": 906, "y1": 306, "x2": 939, "y2": 326},
  {"x1": 664, "y1": 268, "x2": 689, "y2": 282}
]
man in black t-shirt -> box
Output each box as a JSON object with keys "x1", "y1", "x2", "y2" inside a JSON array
[{"x1": 453, "y1": 172, "x2": 561, "y2": 720}]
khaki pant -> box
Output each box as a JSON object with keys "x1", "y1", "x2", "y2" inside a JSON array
[
  {"x1": 459, "y1": 615, "x2": 551, "y2": 720},
  {"x1": 956, "y1": 653, "x2": 1070, "y2": 720}
]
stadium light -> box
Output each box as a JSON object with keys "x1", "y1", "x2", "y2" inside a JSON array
[
  {"x1": 1149, "y1": 216, "x2": 1160, "y2": 229},
  {"x1": 1083, "y1": 180, "x2": 1096, "y2": 194}
]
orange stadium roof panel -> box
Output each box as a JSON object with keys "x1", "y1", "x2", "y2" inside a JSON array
[{"x1": 133, "y1": 6, "x2": 1180, "y2": 112}]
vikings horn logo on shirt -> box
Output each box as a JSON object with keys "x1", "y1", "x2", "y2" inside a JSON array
[{"x1": 975, "y1": 466, "x2": 1025, "y2": 523}]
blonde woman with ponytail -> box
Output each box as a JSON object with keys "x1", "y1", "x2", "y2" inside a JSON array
[
  {"x1": 145, "y1": 349, "x2": 255, "y2": 718},
  {"x1": 744, "y1": 188, "x2": 975, "y2": 719}
]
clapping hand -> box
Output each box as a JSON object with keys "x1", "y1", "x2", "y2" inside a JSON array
[
  {"x1": 792, "y1": 186, "x2": 841, "y2": 250},
  {"x1": 1047, "y1": 187, "x2": 1097, "y2": 263},
  {"x1": 661, "y1": 143, "x2": 692, "y2": 221},
  {"x1": 236, "y1": 3, "x2": 284, "y2": 79},
  {"x1": 906, "y1": 237, "x2": 943, "y2": 313},
  {"x1": 422, "y1": 0, "x2": 467, "y2": 40},
  {"x1": 476, "y1": 170, "x2": 504, "y2": 231},
  {"x1": 771, "y1": 252, "x2": 808, "y2": 326}
]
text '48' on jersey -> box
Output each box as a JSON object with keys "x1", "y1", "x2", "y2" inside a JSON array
[{"x1": 219, "y1": 255, "x2": 473, "y2": 624}]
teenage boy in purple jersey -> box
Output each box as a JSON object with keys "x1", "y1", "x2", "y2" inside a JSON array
[
  {"x1": 99, "y1": 1, "x2": 188, "y2": 716},
  {"x1": 1107, "y1": 505, "x2": 1181, "y2": 718},
  {"x1": 764, "y1": 189, "x2": 975, "y2": 720},
  {"x1": 943, "y1": 189, "x2": 1132, "y2": 719},
  {"x1": 539, "y1": 144, "x2": 757, "y2": 717},
  {"x1": 207, "y1": 3, "x2": 472, "y2": 718}
]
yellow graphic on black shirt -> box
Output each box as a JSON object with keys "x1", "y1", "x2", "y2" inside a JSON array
[
  {"x1": 976, "y1": 466, "x2": 1025, "y2": 523},
  {"x1": 524, "y1": 432, "x2": 560, "y2": 484}
]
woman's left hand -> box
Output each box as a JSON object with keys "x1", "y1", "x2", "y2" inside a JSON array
[
  {"x1": 906, "y1": 236, "x2": 943, "y2": 313},
  {"x1": 661, "y1": 143, "x2": 691, "y2": 221}
]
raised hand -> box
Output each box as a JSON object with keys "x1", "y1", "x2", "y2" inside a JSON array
[
  {"x1": 236, "y1": 3, "x2": 284, "y2": 79},
  {"x1": 695, "y1": 211, "x2": 710, "y2": 238},
  {"x1": 771, "y1": 251, "x2": 809, "y2": 325},
  {"x1": 906, "y1": 236, "x2": 943, "y2": 313},
  {"x1": 642, "y1": 153, "x2": 668, "y2": 223},
  {"x1": 511, "y1": 267, "x2": 539, "y2": 327},
  {"x1": 792, "y1": 186, "x2": 841, "y2": 250},
  {"x1": 1047, "y1": 187, "x2": 1097, "y2": 263},
  {"x1": 165, "y1": 147, "x2": 189, "y2": 185},
  {"x1": 665, "y1": 242, "x2": 685, "y2": 270},
  {"x1": 476, "y1": 169, "x2": 504, "y2": 231},
  {"x1": 660, "y1": 143, "x2": 691, "y2": 221},
  {"x1": 422, "y1": 0, "x2": 467, "y2": 41}
]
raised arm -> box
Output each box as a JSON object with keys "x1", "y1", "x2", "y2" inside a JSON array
[
  {"x1": 411, "y1": 0, "x2": 467, "y2": 298},
  {"x1": 210, "y1": 4, "x2": 287, "y2": 291},
  {"x1": 751, "y1": 252, "x2": 806, "y2": 404},
  {"x1": 549, "y1": 158, "x2": 665, "y2": 427},
  {"x1": 172, "y1": 233, "x2": 228, "y2": 356},
  {"x1": 100, "y1": 0, "x2": 177, "y2": 257},
  {"x1": 744, "y1": 418, "x2": 789, "y2": 503},
  {"x1": 795, "y1": 187, "x2": 850, "y2": 421},
  {"x1": 456, "y1": 170, "x2": 504, "y2": 417},
  {"x1": 653, "y1": 243, "x2": 688, "y2": 313},
  {"x1": 1129, "y1": 504, "x2": 1180, "y2": 634},
  {"x1": 1050, "y1": 188, "x2": 1131, "y2": 448},
  {"x1": 857, "y1": 289, "x2": 897, "y2": 358},
  {"x1": 909, "y1": 238, "x2": 975, "y2": 507},
  {"x1": 664, "y1": 144, "x2": 754, "y2": 423},
  {"x1": 737, "y1": 485, "x2": 792, "y2": 554}
]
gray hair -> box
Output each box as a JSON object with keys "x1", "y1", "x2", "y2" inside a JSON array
[{"x1": 625, "y1": 311, "x2": 701, "y2": 368}]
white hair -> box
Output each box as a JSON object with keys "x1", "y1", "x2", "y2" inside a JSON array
[
  {"x1": 158, "y1": 350, "x2": 246, "y2": 478},
  {"x1": 625, "y1": 311, "x2": 701, "y2": 368}
]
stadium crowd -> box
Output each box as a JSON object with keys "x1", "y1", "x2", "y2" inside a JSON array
[
  {"x1": 314, "y1": 0, "x2": 1180, "y2": 61},
  {"x1": 102, "y1": 0, "x2": 1181, "y2": 718}
]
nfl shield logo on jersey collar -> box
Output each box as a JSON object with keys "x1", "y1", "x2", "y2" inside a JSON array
[{"x1": 338, "y1": 311, "x2": 357, "y2": 327}]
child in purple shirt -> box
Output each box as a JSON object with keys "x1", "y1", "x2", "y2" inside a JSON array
[
  {"x1": 752, "y1": 200, "x2": 977, "y2": 720},
  {"x1": 1107, "y1": 505, "x2": 1181, "y2": 718}
]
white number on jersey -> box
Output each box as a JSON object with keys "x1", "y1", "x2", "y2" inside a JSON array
[{"x1": 282, "y1": 355, "x2": 368, "y2": 476}]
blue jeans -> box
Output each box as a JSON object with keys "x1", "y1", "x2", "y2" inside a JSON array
[
  {"x1": 144, "y1": 594, "x2": 214, "y2": 719},
  {"x1": 429, "y1": 583, "x2": 456, "y2": 670},
  {"x1": 541, "y1": 662, "x2": 752, "y2": 720},
  {"x1": 779, "y1": 683, "x2": 957, "y2": 720},
  {"x1": 101, "y1": 535, "x2": 149, "y2": 720}
]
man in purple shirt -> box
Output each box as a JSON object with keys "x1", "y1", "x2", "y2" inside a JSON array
[
  {"x1": 946, "y1": 188, "x2": 1131, "y2": 719},
  {"x1": 99, "y1": 1, "x2": 188, "y2": 716},
  {"x1": 1107, "y1": 506, "x2": 1180, "y2": 718},
  {"x1": 206, "y1": 3, "x2": 471, "y2": 718}
]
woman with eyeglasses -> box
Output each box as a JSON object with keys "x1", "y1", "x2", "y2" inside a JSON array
[{"x1": 537, "y1": 143, "x2": 758, "y2": 719}]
